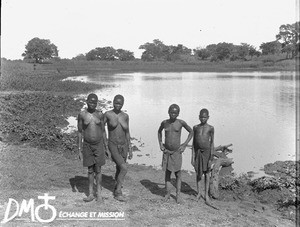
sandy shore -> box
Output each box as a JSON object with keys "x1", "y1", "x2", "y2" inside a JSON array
[{"x1": 0, "y1": 142, "x2": 296, "y2": 226}]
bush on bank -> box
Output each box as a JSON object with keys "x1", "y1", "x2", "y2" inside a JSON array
[{"x1": 0, "y1": 92, "x2": 84, "y2": 151}]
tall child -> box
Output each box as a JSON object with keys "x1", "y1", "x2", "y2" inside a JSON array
[
  {"x1": 191, "y1": 108, "x2": 214, "y2": 205},
  {"x1": 77, "y1": 93, "x2": 108, "y2": 203},
  {"x1": 104, "y1": 95, "x2": 133, "y2": 202},
  {"x1": 158, "y1": 104, "x2": 193, "y2": 204}
]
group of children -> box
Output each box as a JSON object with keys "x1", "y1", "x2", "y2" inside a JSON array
[
  {"x1": 158, "y1": 104, "x2": 214, "y2": 205},
  {"x1": 78, "y1": 93, "x2": 215, "y2": 206}
]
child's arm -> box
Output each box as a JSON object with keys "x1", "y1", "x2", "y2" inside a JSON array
[
  {"x1": 179, "y1": 120, "x2": 193, "y2": 153},
  {"x1": 125, "y1": 114, "x2": 133, "y2": 160},
  {"x1": 103, "y1": 113, "x2": 111, "y2": 160},
  {"x1": 191, "y1": 126, "x2": 196, "y2": 166},
  {"x1": 157, "y1": 121, "x2": 166, "y2": 152},
  {"x1": 210, "y1": 126, "x2": 215, "y2": 161},
  {"x1": 77, "y1": 113, "x2": 83, "y2": 161}
]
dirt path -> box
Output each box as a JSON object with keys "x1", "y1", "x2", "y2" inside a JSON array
[{"x1": 0, "y1": 142, "x2": 295, "y2": 227}]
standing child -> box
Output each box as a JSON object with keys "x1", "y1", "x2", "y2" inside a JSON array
[
  {"x1": 77, "y1": 93, "x2": 109, "y2": 203},
  {"x1": 191, "y1": 108, "x2": 214, "y2": 206},
  {"x1": 104, "y1": 94, "x2": 133, "y2": 202},
  {"x1": 158, "y1": 104, "x2": 193, "y2": 204}
]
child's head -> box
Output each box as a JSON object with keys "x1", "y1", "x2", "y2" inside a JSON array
[
  {"x1": 87, "y1": 93, "x2": 98, "y2": 110},
  {"x1": 87, "y1": 93, "x2": 98, "y2": 101},
  {"x1": 113, "y1": 94, "x2": 124, "y2": 103},
  {"x1": 199, "y1": 108, "x2": 209, "y2": 124},
  {"x1": 113, "y1": 94, "x2": 124, "y2": 111},
  {"x1": 168, "y1": 104, "x2": 180, "y2": 120}
]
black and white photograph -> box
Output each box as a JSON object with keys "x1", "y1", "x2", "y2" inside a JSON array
[{"x1": 1, "y1": 0, "x2": 299, "y2": 226}]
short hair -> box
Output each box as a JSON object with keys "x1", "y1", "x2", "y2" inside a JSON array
[
  {"x1": 113, "y1": 94, "x2": 124, "y2": 102},
  {"x1": 200, "y1": 108, "x2": 209, "y2": 116},
  {"x1": 87, "y1": 93, "x2": 98, "y2": 101},
  {"x1": 168, "y1": 104, "x2": 180, "y2": 113}
]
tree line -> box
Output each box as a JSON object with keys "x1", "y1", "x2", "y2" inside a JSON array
[{"x1": 21, "y1": 22, "x2": 299, "y2": 63}]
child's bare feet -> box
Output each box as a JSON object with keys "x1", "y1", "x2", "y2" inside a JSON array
[
  {"x1": 114, "y1": 195, "x2": 127, "y2": 202},
  {"x1": 96, "y1": 195, "x2": 104, "y2": 203},
  {"x1": 83, "y1": 195, "x2": 95, "y2": 202},
  {"x1": 163, "y1": 193, "x2": 170, "y2": 202},
  {"x1": 196, "y1": 193, "x2": 201, "y2": 201},
  {"x1": 205, "y1": 198, "x2": 219, "y2": 210},
  {"x1": 176, "y1": 195, "x2": 184, "y2": 204}
]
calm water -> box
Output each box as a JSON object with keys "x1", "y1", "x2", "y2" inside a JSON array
[{"x1": 66, "y1": 71, "x2": 297, "y2": 175}]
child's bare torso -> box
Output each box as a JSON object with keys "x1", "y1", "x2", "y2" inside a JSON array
[
  {"x1": 194, "y1": 124, "x2": 212, "y2": 149},
  {"x1": 81, "y1": 109, "x2": 103, "y2": 143},
  {"x1": 163, "y1": 119, "x2": 183, "y2": 151},
  {"x1": 106, "y1": 110, "x2": 128, "y2": 145}
]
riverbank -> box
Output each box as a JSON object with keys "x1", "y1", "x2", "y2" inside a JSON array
[
  {"x1": 0, "y1": 59, "x2": 298, "y2": 226},
  {"x1": 0, "y1": 142, "x2": 297, "y2": 226},
  {"x1": 21, "y1": 57, "x2": 298, "y2": 75}
]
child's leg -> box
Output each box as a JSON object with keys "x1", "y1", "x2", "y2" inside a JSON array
[
  {"x1": 114, "y1": 163, "x2": 128, "y2": 201},
  {"x1": 115, "y1": 164, "x2": 120, "y2": 182},
  {"x1": 95, "y1": 165, "x2": 103, "y2": 202},
  {"x1": 175, "y1": 170, "x2": 183, "y2": 204},
  {"x1": 196, "y1": 174, "x2": 202, "y2": 201},
  {"x1": 164, "y1": 169, "x2": 172, "y2": 201},
  {"x1": 83, "y1": 166, "x2": 95, "y2": 202},
  {"x1": 204, "y1": 171, "x2": 210, "y2": 204}
]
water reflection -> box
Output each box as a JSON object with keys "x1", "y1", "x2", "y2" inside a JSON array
[{"x1": 65, "y1": 71, "x2": 297, "y2": 175}]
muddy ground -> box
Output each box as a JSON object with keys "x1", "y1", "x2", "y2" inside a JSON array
[{"x1": 0, "y1": 142, "x2": 296, "y2": 227}]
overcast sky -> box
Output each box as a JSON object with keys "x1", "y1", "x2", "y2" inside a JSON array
[{"x1": 1, "y1": 0, "x2": 298, "y2": 60}]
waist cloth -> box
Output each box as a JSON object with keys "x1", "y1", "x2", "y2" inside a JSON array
[
  {"x1": 194, "y1": 147, "x2": 211, "y2": 176},
  {"x1": 82, "y1": 140, "x2": 105, "y2": 167},
  {"x1": 108, "y1": 140, "x2": 128, "y2": 166},
  {"x1": 162, "y1": 150, "x2": 182, "y2": 172}
]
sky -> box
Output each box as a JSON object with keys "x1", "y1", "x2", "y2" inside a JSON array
[{"x1": 1, "y1": 0, "x2": 298, "y2": 60}]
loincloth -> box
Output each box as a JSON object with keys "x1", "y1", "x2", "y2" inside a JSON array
[
  {"x1": 82, "y1": 140, "x2": 105, "y2": 167},
  {"x1": 194, "y1": 147, "x2": 211, "y2": 176},
  {"x1": 108, "y1": 140, "x2": 128, "y2": 166},
  {"x1": 162, "y1": 149, "x2": 182, "y2": 172}
]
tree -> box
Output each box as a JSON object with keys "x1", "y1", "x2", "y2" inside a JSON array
[
  {"x1": 206, "y1": 44, "x2": 217, "y2": 54},
  {"x1": 282, "y1": 44, "x2": 296, "y2": 59},
  {"x1": 72, "y1": 54, "x2": 86, "y2": 61},
  {"x1": 95, "y1": 47, "x2": 116, "y2": 60},
  {"x1": 139, "y1": 39, "x2": 169, "y2": 61},
  {"x1": 139, "y1": 39, "x2": 192, "y2": 61},
  {"x1": 86, "y1": 49, "x2": 99, "y2": 61},
  {"x1": 260, "y1": 41, "x2": 282, "y2": 55},
  {"x1": 115, "y1": 49, "x2": 135, "y2": 61},
  {"x1": 194, "y1": 48, "x2": 211, "y2": 60},
  {"x1": 248, "y1": 46, "x2": 261, "y2": 59},
  {"x1": 213, "y1": 42, "x2": 234, "y2": 61},
  {"x1": 276, "y1": 22, "x2": 300, "y2": 58},
  {"x1": 86, "y1": 47, "x2": 116, "y2": 61},
  {"x1": 22, "y1": 37, "x2": 58, "y2": 63}
]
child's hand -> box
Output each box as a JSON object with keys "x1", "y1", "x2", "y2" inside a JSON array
[
  {"x1": 160, "y1": 144, "x2": 166, "y2": 152},
  {"x1": 165, "y1": 149, "x2": 174, "y2": 155},
  {"x1": 78, "y1": 152, "x2": 83, "y2": 161},
  {"x1": 208, "y1": 159, "x2": 214, "y2": 169},
  {"x1": 179, "y1": 144, "x2": 187, "y2": 153},
  {"x1": 105, "y1": 151, "x2": 112, "y2": 161},
  {"x1": 191, "y1": 159, "x2": 195, "y2": 167},
  {"x1": 128, "y1": 151, "x2": 133, "y2": 160}
]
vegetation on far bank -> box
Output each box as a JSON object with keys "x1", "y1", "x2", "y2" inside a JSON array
[{"x1": 18, "y1": 22, "x2": 299, "y2": 64}]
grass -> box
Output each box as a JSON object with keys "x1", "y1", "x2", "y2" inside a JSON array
[
  {"x1": 0, "y1": 56, "x2": 297, "y2": 152},
  {"x1": 0, "y1": 59, "x2": 107, "y2": 92}
]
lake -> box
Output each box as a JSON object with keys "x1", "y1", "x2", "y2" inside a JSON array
[{"x1": 65, "y1": 71, "x2": 297, "y2": 176}]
